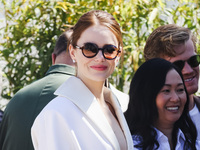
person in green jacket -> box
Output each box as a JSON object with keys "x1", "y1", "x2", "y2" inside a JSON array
[
  {"x1": 0, "y1": 27, "x2": 129, "y2": 150},
  {"x1": 0, "y1": 28, "x2": 75, "y2": 150},
  {"x1": 0, "y1": 70, "x2": 3, "y2": 123}
]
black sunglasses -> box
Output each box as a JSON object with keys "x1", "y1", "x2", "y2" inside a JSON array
[
  {"x1": 75, "y1": 42, "x2": 121, "y2": 60},
  {"x1": 173, "y1": 55, "x2": 200, "y2": 71}
]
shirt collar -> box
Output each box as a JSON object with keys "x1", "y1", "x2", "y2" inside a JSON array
[
  {"x1": 154, "y1": 127, "x2": 185, "y2": 143},
  {"x1": 45, "y1": 64, "x2": 75, "y2": 76}
]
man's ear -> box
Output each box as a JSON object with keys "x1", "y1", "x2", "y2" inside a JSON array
[
  {"x1": 52, "y1": 53, "x2": 56, "y2": 64},
  {"x1": 69, "y1": 44, "x2": 76, "y2": 61}
]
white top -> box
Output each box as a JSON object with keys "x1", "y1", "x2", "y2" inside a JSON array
[
  {"x1": 189, "y1": 103, "x2": 200, "y2": 141},
  {"x1": 132, "y1": 128, "x2": 200, "y2": 150},
  {"x1": 31, "y1": 76, "x2": 133, "y2": 150}
]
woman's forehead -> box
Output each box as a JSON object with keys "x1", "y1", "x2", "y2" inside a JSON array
[{"x1": 77, "y1": 25, "x2": 118, "y2": 47}]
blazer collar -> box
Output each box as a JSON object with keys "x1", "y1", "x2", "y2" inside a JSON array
[
  {"x1": 55, "y1": 76, "x2": 133, "y2": 150},
  {"x1": 45, "y1": 64, "x2": 75, "y2": 76}
]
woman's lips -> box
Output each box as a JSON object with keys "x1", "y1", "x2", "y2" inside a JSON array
[{"x1": 90, "y1": 65, "x2": 108, "y2": 71}]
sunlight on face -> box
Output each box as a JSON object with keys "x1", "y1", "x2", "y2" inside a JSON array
[{"x1": 70, "y1": 25, "x2": 120, "y2": 84}]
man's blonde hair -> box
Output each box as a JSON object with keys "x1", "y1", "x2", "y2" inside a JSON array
[{"x1": 144, "y1": 24, "x2": 197, "y2": 61}]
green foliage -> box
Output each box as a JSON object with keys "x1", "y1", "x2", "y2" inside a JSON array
[{"x1": 0, "y1": 0, "x2": 200, "y2": 99}]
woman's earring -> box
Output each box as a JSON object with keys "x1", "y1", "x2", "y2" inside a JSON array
[{"x1": 72, "y1": 59, "x2": 76, "y2": 63}]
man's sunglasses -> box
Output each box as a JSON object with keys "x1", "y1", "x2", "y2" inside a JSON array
[
  {"x1": 173, "y1": 55, "x2": 200, "y2": 71},
  {"x1": 75, "y1": 42, "x2": 121, "y2": 60}
]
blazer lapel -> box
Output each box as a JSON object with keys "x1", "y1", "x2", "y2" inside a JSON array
[
  {"x1": 105, "y1": 88, "x2": 133, "y2": 150},
  {"x1": 54, "y1": 77, "x2": 120, "y2": 150}
]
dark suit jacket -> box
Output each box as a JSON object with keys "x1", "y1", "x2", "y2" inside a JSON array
[
  {"x1": 194, "y1": 95, "x2": 200, "y2": 111},
  {"x1": 0, "y1": 110, "x2": 3, "y2": 123},
  {"x1": 0, "y1": 64, "x2": 75, "y2": 150}
]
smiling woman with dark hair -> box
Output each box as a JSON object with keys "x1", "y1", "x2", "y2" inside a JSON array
[{"x1": 125, "y1": 58, "x2": 199, "y2": 150}]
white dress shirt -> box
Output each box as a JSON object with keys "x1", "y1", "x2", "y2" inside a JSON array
[{"x1": 132, "y1": 128, "x2": 200, "y2": 150}]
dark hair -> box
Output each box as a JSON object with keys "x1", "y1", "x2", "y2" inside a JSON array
[
  {"x1": 124, "y1": 58, "x2": 197, "y2": 150},
  {"x1": 144, "y1": 24, "x2": 197, "y2": 61},
  {"x1": 70, "y1": 10, "x2": 123, "y2": 49},
  {"x1": 53, "y1": 28, "x2": 73, "y2": 56}
]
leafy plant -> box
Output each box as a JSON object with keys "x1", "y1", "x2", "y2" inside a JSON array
[{"x1": 0, "y1": 0, "x2": 199, "y2": 99}]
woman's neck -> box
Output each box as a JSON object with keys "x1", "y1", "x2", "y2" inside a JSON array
[
  {"x1": 154, "y1": 123, "x2": 174, "y2": 149},
  {"x1": 78, "y1": 76, "x2": 105, "y2": 100}
]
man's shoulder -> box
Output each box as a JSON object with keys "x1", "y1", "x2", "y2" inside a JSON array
[
  {"x1": 16, "y1": 72, "x2": 72, "y2": 94},
  {"x1": 7, "y1": 73, "x2": 72, "y2": 109},
  {"x1": 194, "y1": 95, "x2": 200, "y2": 103},
  {"x1": 194, "y1": 95, "x2": 200, "y2": 110},
  {"x1": 12, "y1": 64, "x2": 74, "y2": 99}
]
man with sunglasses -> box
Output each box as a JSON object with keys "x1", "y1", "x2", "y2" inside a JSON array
[{"x1": 144, "y1": 24, "x2": 200, "y2": 140}]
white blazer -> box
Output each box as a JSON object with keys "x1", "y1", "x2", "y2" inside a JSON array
[
  {"x1": 109, "y1": 83, "x2": 129, "y2": 112},
  {"x1": 31, "y1": 77, "x2": 133, "y2": 150}
]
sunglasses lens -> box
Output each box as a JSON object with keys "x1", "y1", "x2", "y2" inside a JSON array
[
  {"x1": 82, "y1": 43, "x2": 98, "y2": 58},
  {"x1": 188, "y1": 55, "x2": 200, "y2": 68},
  {"x1": 79, "y1": 42, "x2": 120, "y2": 60},
  {"x1": 103, "y1": 45, "x2": 119, "y2": 60},
  {"x1": 173, "y1": 60, "x2": 185, "y2": 71},
  {"x1": 173, "y1": 55, "x2": 200, "y2": 71}
]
